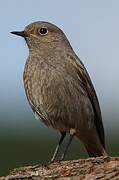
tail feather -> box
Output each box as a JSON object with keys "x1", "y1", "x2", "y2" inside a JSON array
[
  {"x1": 85, "y1": 145, "x2": 107, "y2": 157},
  {"x1": 76, "y1": 129, "x2": 107, "y2": 157}
]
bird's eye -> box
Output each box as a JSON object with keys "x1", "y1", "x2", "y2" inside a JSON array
[{"x1": 38, "y1": 27, "x2": 48, "y2": 35}]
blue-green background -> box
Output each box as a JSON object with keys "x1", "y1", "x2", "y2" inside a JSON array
[{"x1": 0, "y1": 0, "x2": 119, "y2": 176}]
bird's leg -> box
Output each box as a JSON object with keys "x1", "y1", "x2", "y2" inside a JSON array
[
  {"x1": 60, "y1": 135, "x2": 74, "y2": 161},
  {"x1": 51, "y1": 132, "x2": 66, "y2": 162},
  {"x1": 60, "y1": 129, "x2": 75, "y2": 161}
]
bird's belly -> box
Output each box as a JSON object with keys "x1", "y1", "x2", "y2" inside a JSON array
[{"x1": 31, "y1": 85, "x2": 94, "y2": 134}]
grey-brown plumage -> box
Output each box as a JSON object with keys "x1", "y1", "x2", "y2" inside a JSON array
[{"x1": 11, "y1": 21, "x2": 107, "y2": 161}]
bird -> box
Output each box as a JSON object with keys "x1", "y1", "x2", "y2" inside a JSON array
[{"x1": 11, "y1": 21, "x2": 107, "y2": 162}]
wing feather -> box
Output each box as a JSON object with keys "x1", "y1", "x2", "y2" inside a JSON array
[{"x1": 69, "y1": 54, "x2": 105, "y2": 148}]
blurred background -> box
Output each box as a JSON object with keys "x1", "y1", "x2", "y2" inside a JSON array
[{"x1": 0, "y1": 0, "x2": 119, "y2": 176}]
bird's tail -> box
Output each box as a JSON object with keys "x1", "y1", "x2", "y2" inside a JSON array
[
  {"x1": 76, "y1": 131, "x2": 108, "y2": 157},
  {"x1": 85, "y1": 144, "x2": 107, "y2": 157}
]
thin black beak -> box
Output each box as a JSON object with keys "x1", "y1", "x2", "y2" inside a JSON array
[{"x1": 10, "y1": 31, "x2": 27, "y2": 37}]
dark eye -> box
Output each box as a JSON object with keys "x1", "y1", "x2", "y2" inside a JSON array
[{"x1": 38, "y1": 27, "x2": 48, "y2": 35}]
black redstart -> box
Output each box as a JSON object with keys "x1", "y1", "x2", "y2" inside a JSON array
[{"x1": 11, "y1": 21, "x2": 107, "y2": 161}]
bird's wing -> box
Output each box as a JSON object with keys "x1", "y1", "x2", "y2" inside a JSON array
[{"x1": 69, "y1": 54, "x2": 105, "y2": 148}]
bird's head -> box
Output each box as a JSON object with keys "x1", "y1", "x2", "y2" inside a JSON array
[{"x1": 11, "y1": 21, "x2": 69, "y2": 51}]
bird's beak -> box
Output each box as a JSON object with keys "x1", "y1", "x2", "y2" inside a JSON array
[{"x1": 10, "y1": 31, "x2": 27, "y2": 38}]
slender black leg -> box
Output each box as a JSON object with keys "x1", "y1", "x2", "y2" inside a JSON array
[
  {"x1": 60, "y1": 134, "x2": 74, "y2": 161},
  {"x1": 51, "y1": 132, "x2": 66, "y2": 162}
]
